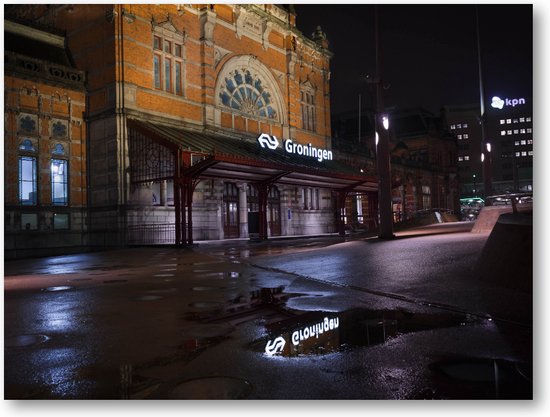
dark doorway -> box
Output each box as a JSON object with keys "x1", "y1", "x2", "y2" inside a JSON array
[{"x1": 223, "y1": 182, "x2": 239, "y2": 238}]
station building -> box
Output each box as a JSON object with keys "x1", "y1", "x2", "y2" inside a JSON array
[
  {"x1": 332, "y1": 107, "x2": 460, "y2": 226},
  {"x1": 4, "y1": 4, "x2": 377, "y2": 258},
  {"x1": 4, "y1": 18, "x2": 87, "y2": 258}
]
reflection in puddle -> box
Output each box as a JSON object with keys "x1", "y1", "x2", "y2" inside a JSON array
[
  {"x1": 42, "y1": 286, "x2": 73, "y2": 292},
  {"x1": 258, "y1": 309, "x2": 479, "y2": 357},
  {"x1": 5, "y1": 334, "x2": 50, "y2": 348}
]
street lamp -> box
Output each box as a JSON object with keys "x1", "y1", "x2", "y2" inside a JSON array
[{"x1": 473, "y1": 174, "x2": 477, "y2": 195}]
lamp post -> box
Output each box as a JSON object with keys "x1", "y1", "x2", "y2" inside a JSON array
[
  {"x1": 473, "y1": 174, "x2": 477, "y2": 196},
  {"x1": 476, "y1": 7, "x2": 493, "y2": 198},
  {"x1": 372, "y1": 6, "x2": 394, "y2": 239}
]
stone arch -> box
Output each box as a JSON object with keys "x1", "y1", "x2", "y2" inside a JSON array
[{"x1": 215, "y1": 55, "x2": 287, "y2": 125}]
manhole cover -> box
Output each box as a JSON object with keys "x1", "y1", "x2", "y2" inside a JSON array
[
  {"x1": 5, "y1": 334, "x2": 50, "y2": 348},
  {"x1": 166, "y1": 376, "x2": 252, "y2": 399}
]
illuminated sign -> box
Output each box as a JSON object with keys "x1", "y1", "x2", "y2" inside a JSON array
[
  {"x1": 264, "y1": 315, "x2": 340, "y2": 356},
  {"x1": 491, "y1": 96, "x2": 526, "y2": 110},
  {"x1": 257, "y1": 133, "x2": 333, "y2": 163}
]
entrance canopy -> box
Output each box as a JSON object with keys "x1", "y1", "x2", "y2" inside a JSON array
[{"x1": 127, "y1": 118, "x2": 378, "y2": 193}]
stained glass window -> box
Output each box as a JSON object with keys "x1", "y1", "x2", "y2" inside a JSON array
[{"x1": 219, "y1": 70, "x2": 277, "y2": 119}]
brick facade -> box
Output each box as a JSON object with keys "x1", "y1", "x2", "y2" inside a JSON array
[{"x1": 4, "y1": 19, "x2": 87, "y2": 258}]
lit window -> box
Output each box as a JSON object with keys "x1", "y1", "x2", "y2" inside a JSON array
[
  {"x1": 463, "y1": 134, "x2": 469, "y2": 139},
  {"x1": 519, "y1": 117, "x2": 525, "y2": 123},
  {"x1": 527, "y1": 139, "x2": 533, "y2": 145},
  {"x1": 457, "y1": 134, "x2": 462, "y2": 140},
  {"x1": 19, "y1": 156, "x2": 37, "y2": 205},
  {"x1": 506, "y1": 119, "x2": 512, "y2": 124},
  {"x1": 501, "y1": 131, "x2": 506, "y2": 136},
  {"x1": 458, "y1": 156, "x2": 463, "y2": 162},
  {"x1": 528, "y1": 151, "x2": 533, "y2": 156},
  {"x1": 521, "y1": 151, "x2": 527, "y2": 156},
  {"x1": 500, "y1": 119, "x2": 505, "y2": 125},
  {"x1": 520, "y1": 129, "x2": 526, "y2": 134},
  {"x1": 521, "y1": 140, "x2": 526, "y2": 145},
  {"x1": 527, "y1": 128, "x2": 532, "y2": 133},
  {"x1": 514, "y1": 129, "x2": 519, "y2": 134},
  {"x1": 513, "y1": 119, "x2": 518, "y2": 123},
  {"x1": 450, "y1": 124, "x2": 456, "y2": 130},
  {"x1": 51, "y1": 159, "x2": 68, "y2": 206},
  {"x1": 507, "y1": 130, "x2": 512, "y2": 135},
  {"x1": 464, "y1": 155, "x2": 470, "y2": 161},
  {"x1": 515, "y1": 141, "x2": 520, "y2": 146},
  {"x1": 463, "y1": 123, "x2": 468, "y2": 128},
  {"x1": 526, "y1": 117, "x2": 532, "y2": 122}
]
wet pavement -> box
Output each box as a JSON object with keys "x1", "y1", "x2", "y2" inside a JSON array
[{"x1": 3, "y1": 222, "x2": 533, "y2": 399}]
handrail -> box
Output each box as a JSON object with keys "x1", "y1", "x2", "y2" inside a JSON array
[{"x1": 485, "y1": 193, "x2": 533, "y2": 214}]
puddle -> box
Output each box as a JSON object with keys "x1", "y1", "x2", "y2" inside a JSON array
[
  {"x1": 255, "y1": 308, "x2": 479, "y2": 357},
  {"x1": 5, "y1": 334, "x2": 50, "y2": 348}
]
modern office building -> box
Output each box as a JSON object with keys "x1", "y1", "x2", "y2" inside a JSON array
[
  {"x1": 443, "y1": 95, "x2": 533, "y2": 197},
  {"x1": 4, "y1": 4, "x2": 378, "y2": 258}
]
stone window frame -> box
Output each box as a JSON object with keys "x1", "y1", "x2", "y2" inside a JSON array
[
  {"x1": 18, "y1": 138, "x2": 39, "y2": 206},
  {"x1": 152, "y1": 22, "x2": 186, "y2": 96},
  {"x1": 300, "y1": 81, "x2": 316, "y2": 132}
]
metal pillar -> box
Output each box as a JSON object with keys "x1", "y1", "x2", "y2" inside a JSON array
[
  {"x1": 373, "y1": 6, "x2": 394, "y2": 239},
  {"x1": 257, "y1": 184, "x2": 269, "y2": 240}
]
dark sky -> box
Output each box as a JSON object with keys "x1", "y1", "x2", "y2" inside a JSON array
[{"x1": 293, "y1": 3, "x2": 533, "y2": 115}]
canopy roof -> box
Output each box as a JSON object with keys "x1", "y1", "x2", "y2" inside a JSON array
[{"x1": 128, "y1": 118, "x2": 378, "y2": 193}]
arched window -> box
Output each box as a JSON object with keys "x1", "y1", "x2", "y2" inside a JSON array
[{"x1": 219, "y1": 69, "x2": 277, "y2": 119}]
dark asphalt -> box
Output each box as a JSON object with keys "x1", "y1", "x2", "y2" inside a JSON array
[{"x1": 3, "y1": 222, "x2": 535, "y2": 400}]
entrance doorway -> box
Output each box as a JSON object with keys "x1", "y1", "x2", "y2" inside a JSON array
[
  {"x1": 223, "y1": 182, "x2": 239, "y2": 238},
  {"x1": 268, "y1": 186, "x2": 281, "y2": 236}
]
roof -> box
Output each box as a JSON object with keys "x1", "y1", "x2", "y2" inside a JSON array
[
  {"x1": 4, "y1": 20, "x2": 73, "y2": 68},
  {"x1": 128, "y1": 118, "x2": 378, "y2": 193}
]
